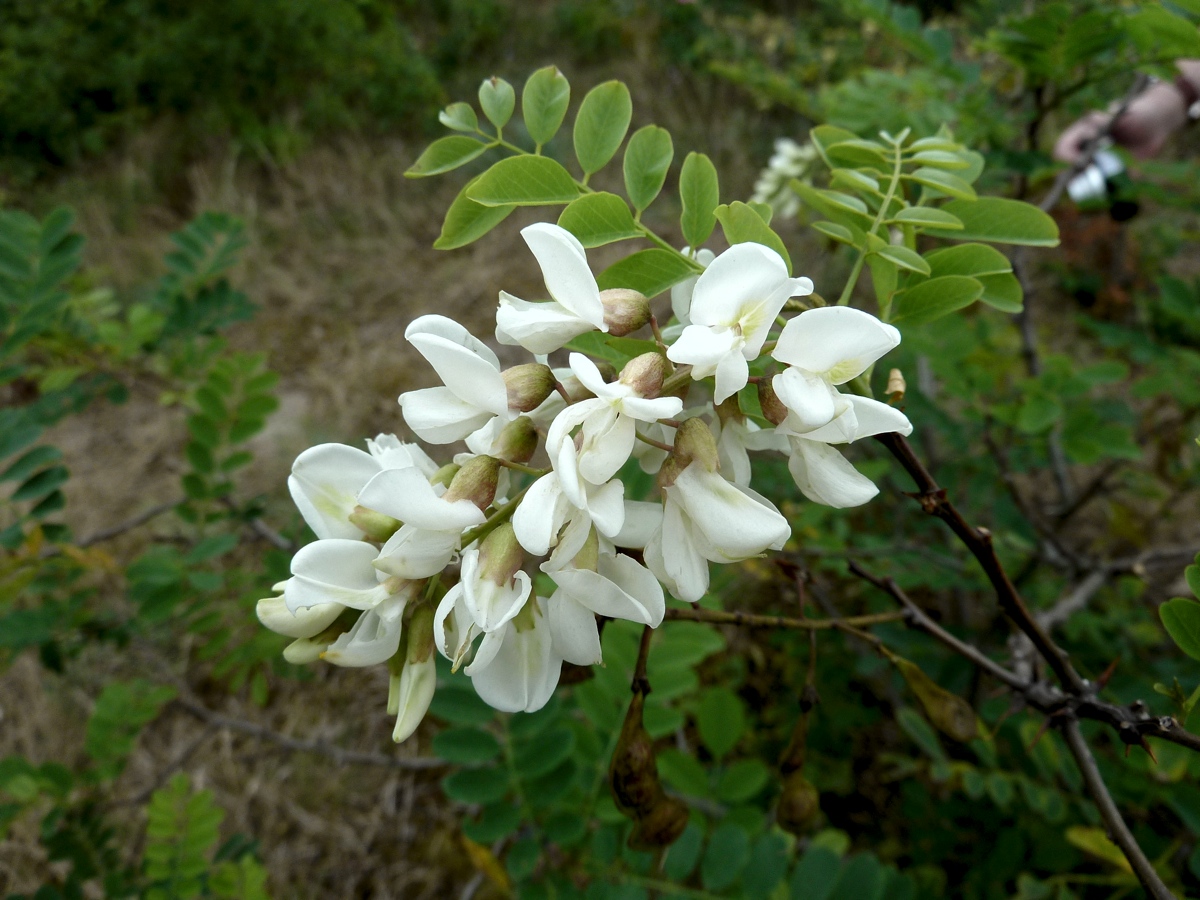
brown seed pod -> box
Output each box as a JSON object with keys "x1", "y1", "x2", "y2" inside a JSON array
[
  {"x1": 775, "y1": 770, "x2": 820, "y2": 836},
  {"x1": 893, "y1": 656, "x2": 979, "y2": 743},
  {"x1": 608, "y1": 690, "x2": 663, "y2": 817},
  {"x1": 627, "y1": 796, "x2": 689, "y2": 851}
]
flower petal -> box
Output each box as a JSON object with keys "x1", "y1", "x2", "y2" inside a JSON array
[
  {"x1": 495, "y1": 293, "x2": 598, "y2": 355},
  {"x1": 666, "y1": 324, "x2": 740, "y2": 379},
  {"x1": 470, "y1": 616, "x2": 562, "y2": 713},
  {"x1": 800, "y1": 394, "x2": 913, "y2": 444},
  {"x1": 586, "y1": 478, "x2": 626, "y2": 538},
  {"x1": 713, "y1": 348, "x2": 750, "y2": 404},
  {"x1": 322, "y1": 595, "x2": 407, "y2": 667},
  {"x1": 578, "y1": 408, "x2": 634, "y2": 485},
  {"x1": 359, "y1": 467, "x2": 485, "y2": 531},
  {"x1": 673, "y1": 464, "x2": 791, "y2": 561},
  {"x1": 286, "y1": 539, "x2": 390, "y2": 611},
  {"x1": 513, "y1": 474, "x2": 569, "y2": 556},
  {"x1": 773, "y1": 368, "x2": 839, "y2": 431},
  {"x1": 288, "y1": 444, "x2": 382, "y2": 539},
  {"x1": 374, "y1": 524, "x2": 459, "y2": 579},
  {"x1": 787, "y1": 437, "x2": 880, "y2": 508},
  {"x1": 521, "y1": 223, "x2": 605, "y2": 327},
  {"x1": 547, "y1": 589, "x2": 603, "y2": 666},
  {"x1": 612, "y1": 500, "x2": 663, "y2": 548},
  {"x1": 257, "y1": 593, "x2": 344, "y2": 639},
  {"x1": 392, "y1": 654, "x2": 436, "y2": 743},
  {"x1": 400, "y1": 386, "x2": 495, "y2": 444},
  {"x1": 773, "y1": 306, "x2": 900, "y2": 383},
  {"x1": 406, "y1": 315, "x2": 508, "y2": 414}
]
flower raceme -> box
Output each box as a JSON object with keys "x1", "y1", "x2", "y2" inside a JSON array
[{"x1": 257, "y1": 235, "x2": 913, "y2": 742}]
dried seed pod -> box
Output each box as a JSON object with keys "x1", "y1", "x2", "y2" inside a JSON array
[
  {"x1": 893, "y1": 656, "x2": 978, "y2": 743},
  {"x1": 775, "y1": 770, "x2": 820, "y2": 836},
  {"x1": 608, "y1": 690, "x2": 663, "y2": 817},
  {"x1": 627, "y1": 796, "x2": 689, "y2": 851}
]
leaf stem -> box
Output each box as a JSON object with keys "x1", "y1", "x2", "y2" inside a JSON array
[{"x1": 836, "y1": 136, "x2": 906, "y2": 309}]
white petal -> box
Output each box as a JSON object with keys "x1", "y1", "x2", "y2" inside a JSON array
[
  {"x1": 547, "y1": 399, "x2": 603, "y2": 461},
  {"x1": 585, "y1": 478, "x2": 626, "y2": 538},
  {"x1": 773, "y1": 306, "x2": 900, "y2": 383},
  {"x1": 554, "y1": 558, "x2": 662, "y2": 625},
  {"x1": 689, "y1": 243, "x2": 807, "y2": 331},
  {"x1": 600, "y1": 553, "x2": 666, "y2": 627},
  {"x1": 286, "y1": 539, "x2": 390, "y2": 611},
  {"x1": 717, "y1": 423, "x2": 753, "y2": 488},
  {"x1": 470, "y1": 617, "x2": 562, "y2": 713},
  {"x1": 256, "y1": 593, "x2": 344, "y2": 639},
  {"x1": 666, "y1": 324, "x2": 740, "y2": 379},
  {"x1": 521, "y1": 223, "x2": 605, "y2": 326},
  {"x1": 434, "y1": 585, "x2": 468, "y2": 661},
  {"x1": 788, "y1": 437, "x2": 880, "y2": 508},
  {"x1": 406, "y1": 317, "x2": 508, "y2": 415},
  {"x1": 366, "y1": 435, "x2": 438, "y2": 476},
  {"x1": 713, "y1": 349, "x2": 749, "y2": 404},
  {"x1": 657, "y1": 496, "x2": 710, "y2": 603},
  {"x1": 392, "y1": 654, "x2": 436, "y2": 743},
  {"x1": 567, "y1": 352, "x2": 618, "y2": 400},
  {"x1": 359, "y1": 468, "x2": 485, "y2": 531},
  {"x1": 545, "y1": 510, "x2": 595, "y2": 572},
  {"x1": 612, "y1": 500, "x2": 663, "y2": 548},
  {"x1": 673, "y1": 464, "x2": 791, "y2": 561},
  {"x1": 578, "y1": 408, "x2": 634, "y2": 485},
  {"x1": 400, "y1": 386, "x2": 495, "y2": 444},
  {"x1": 547, "y1": 589, "x2": 603, "y2": 666},
  {"x1": 465, "y1": 566, "x2": 532, "y2": 633},
  {"x1": 773, "y1": 368, "x2": 838, "y2": 431},
  {"x1": 322, "y1": 596, "x2": 406, "y2": 667},
  {"x1": 496, "y1": 293, "x2": 597, "y2": 355},
  {"x1": 513, "y1": 474, "x2": 569, "y2": 556},
  {"x1": 620, "y1": 395, "x2": 684, "y2": 423},
  {"x1": 374, "y1": 524, "x2": 459, "y2": 579},
  {"x1": 288, "y1": 444, "x2": 381, "y2": 539}
]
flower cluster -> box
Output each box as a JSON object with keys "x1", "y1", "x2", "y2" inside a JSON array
[
  {"x1": 257, "y1": 223, "x2": 911, "y2": 742},
  {"x1": 750, "y1": 138, "x2": 819, "y2": 220}
]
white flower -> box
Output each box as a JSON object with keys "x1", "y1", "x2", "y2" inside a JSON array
[
  {"x1": 496, "y1": 223, "x2": 608, "y2": 355},
  {"x1": 399, "y1": 315, "x2": 514, "y2": 444},
  {"x1": 667, "y1": 243, "x2": 813, "y2": 404},
  {"x1": 546, "y1": 548, "x2": 665, "y2": 666},
  {"x1": 770, "y1": 306, "x2": 901, "y2": 431},
  {"x1": 712, "y1": 415, "x2": 789, "y2": 488},
  {"x1": 287, "y1": 436, "x2": 435, "y2": 539},
  {"x1": 458, "y1": 539, "x2": 532, "y2": 634},
  {"x1": 390, "y1": 606, "x2": 437, "y2": 743},
  {"x1": 357, "y1": 466, "x2": 486, "y2": 533},
  {"x1": 284, "y1": 539, "x2": 403, "y2": 612},
  {"x1": 645, "y1": 462, "x2": 791, "y2": 603},
  {"x1": 669, "y1": 247, "x2": 716, "y2": 329},
  {"x1": 784, "y1": 394, "x2": 912, "y2": 508},
  {"x1": 373, "y1": 524, "x2": 463, "y2": 580},
  {"x1": 322, "y1": 592, "x2": 408, "y2": 667},
  {"x1": 256, "y1": 586, "x2": 344, "y2": 639}
]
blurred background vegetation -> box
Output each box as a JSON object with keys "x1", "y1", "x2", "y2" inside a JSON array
[{"x1": 3, "y1": 1, "x2": 1200, "y2": 898}]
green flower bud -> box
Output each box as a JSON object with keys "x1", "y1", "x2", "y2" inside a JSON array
[
  {"x1": 758, "y1": 378, "x2": 789, "y2": 426},
  {"x1": 502, "y1": 363, "x2": 556, "y2": 412},
  {"x1": 775, "y1": 770, "x2": 820, "y2": 836},
  {"x1": 477, "y1": 522, "x2": 525, "y2": 587},
  {"x1": 443, "y1": 456, "x2": 501, "y2": 511},
  {"x1": 600, "y1": 288, "x2": 652, "y2": 337},
  {"x1": 671, "y1": 417, "x2": 719, "y2": 474},
  {"x1": 619, "y1": 352, "x2": 668, "y2": 398},
  {"x1": 495, "y1": 416, "x2": 539, "y2": 464},
  {"x1": 627, "y1": 796, "x2": 689, "y2": 851},
  {"x1": 347, "y1": 504, "x2": 401, "y2": 542}
]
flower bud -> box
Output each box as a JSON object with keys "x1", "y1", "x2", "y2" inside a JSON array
[
  {"x1": 477, "y1": 523, "x2": 525, "y2": 588},
  {"x1": 600, "y1": 288, "x2": 651, "y2": 336},
  {"x1": 627, "y1": 796, "x2": 689, "y2": 851},
  {"x1": 431, "y1": 463, "x2": 460, "y2": 489},
  {"x1": 715, "y1": 394, "x2": 743, "y2": 426},
  {"x1": 502, "y1": 363, "x2": 556, "y2": 412},
  {"x1": 887, "y1": 367, "x2": 906, "y2": 404},
  {"x1": 759, "y1": 378, "x2": 789, "y2": 426},
  {"x1": 671, "y1": 417, "x2": 719, "y2": 474},
  {"x1": 894, "y1": 656, "x2": 978, "y2": 743},
  {"x1": 443, "y1": 455, "x2": 501, "y2": 511},
  {"x1": 389, "y1": 604, "x2": 437, "y2": 743},
  {"x1": 775, "y1": 770, "x2": 820, "y2": 836},
  {"x1": 494, "y1": 416, "x2": 539, "y2": 464},
  {"x1": 619, "y1": 353, "x2": 667, "y2": 398},
  {"x1": 256, "y1": 592, "x2": 344, "y2": 639},
  {"x1": 347, "y1": 504, "x2": 402, "y2": 542},
  {"x1": 609, "y1": 690, "x2": 663, "y2": 817},
  {"x1": 282, "y1": 617, "x2": 352, "y2": 664}
]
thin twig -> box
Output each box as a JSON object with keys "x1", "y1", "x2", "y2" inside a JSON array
[
  {"x1": 1061, "y1": 719, "x2": 1175, "y2": 900},
  {"x1": 662, "y1": 607, "x2": 905, "y2": 631},
  {"x1": 76, "y1": 499, "x2": 182, "y2": 547},
  {"x1": 173, "y1": 697, "x2": 445, "y2": 770}
]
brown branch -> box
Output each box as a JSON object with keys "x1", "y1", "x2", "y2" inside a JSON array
[
  {"x1": 662, "y1": 607, "x2": 905, "y2": 631},
  {"x1": 1061, "y1": 719, "x2": 1176, "y2": 900},
  {"x1": 875, "y1": 432, "x2": 1086, "y2": 694},
  {"x1": 173, "y1": 697, "x2": 445, "y2": 770}
]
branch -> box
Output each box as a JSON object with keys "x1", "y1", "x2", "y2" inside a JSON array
[
  {"x1": 875, "y1": 432, "x2": 1087, "y2": 694},
  {"x1": 662, "y1": 607, "x2": 905, "y2": 631},
  {"x1": 1061, "y1": 719, "x2": 1176, "y2": 900},
  {"x1": 173, "y1": 697, "x2": 445, "y2": 770}
]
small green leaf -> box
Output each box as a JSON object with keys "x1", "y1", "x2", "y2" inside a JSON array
[
  {"x1": 574, "y1": 80, "x2": 632, "y2": 176},
  {"x1": 812, "y1": 221, "x2": 858, "y2": 246},
  {"x1": 714, "y1": 201, "x2": 791, "y2": 274},
  {"x1": 442, "y1": 766, "x2": 510, "y2": 804},
  {"x1": 657, "y1": 748, "x2": 709, "y2": 796},
  {"x1": 679, "y1": 151, "x2": 719, "y2": 248},
  {"x1": 825, "y1": 138, "x2": 890, "y2": 168},
  {"x1": 790, "y1": 846, "x2": 842, "y2": 900},
  {"x1": 977, "y1": 272, "x2": 1023, "y2": 313},
  {"x1": 716, "y1": 759, "x2": 770, "y2": 803},
  {"x1": 891, "y1": 275, "x2": 983, "y2": 326},
  {"x1": 1162, "y1": 598, "x2": 1200, "y2": 661},
  {"x1": 0, "y1": 446, "x2": 61, "y2": 483},
  {"x1": 523, "y1": 66, "x2": 571, "y2": 147},
  {"x1": 922, "y1": 198, "x2": 1059, "y2": 246},
  {"x1": 624, "y1": 125, "x2": 674, "y2": 212},
  {"x1": 701, "y1": 822, "x2": 752, "y2": 891},
  {"x1": 557, "y1": 192, "x2": 640, "y2": 247},
  {"x1": 793, "y1": 181, "x2": 873, "y2": 229},
  {"x1": 463, "y1": 802, "x2": 522, "y2": 844},
  {"x1": 1187, "y1": 565, "x2": 1200, "y2": 599},
  {"x1": 909, "y1": 150, "x2": 970, "y2": 169},
  {"x1": 696, "y1": 686, "x2": 745, "y2": 760},
  {"x1": 830, "y1": 168, "x2": 881, "y2": 194},
  {"x1": 438, "y1": 102, "x2": 479, "y2": 133},
  {"x1": 923, "y1": 243, "x2": 1012, "y2": 278},
  {"x1": 872, "y1": 245, "x2": 930, "y2": 275},
  {"x1": 479, "y1": 77, "x2": 516, "y2": 130},
  {"x1": 466, "y1": 156, "x2": 580, "y2": 207},
  {"x1": 663, "y1": 822, "x2": 705, "y2": 881},
  {"x1": 11, "y1": 465, "x2": 68, "y2": 502},
  {"x1": 596, "y1": 249, "x2": 698, "y2": 298},
  {"x1": 896, "y1": 705, "x2": 947, "y2": 763},
  {"x1": 86, "y1": 680, "x2": 178, "y2": 777},
  {"x1": 405, "y1": 136, "x2": 489, "y2": 178},
  {"x1": 434, "y1": 175, "x2": 514, "y2": 250},
  {"x1": 905, "y1": 168, "x2": 977, "y2": 201},
  {"x1": 888, "y1": 206, "x2": 964, "y2": 230}
]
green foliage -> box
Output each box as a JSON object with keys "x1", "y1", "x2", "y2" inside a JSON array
[
  {"x1": 85, "y1": 679, "x2": 177, "y2": 780},
  {"x1": 144, "y1": 773, "x2": 226, "y2": 900}
]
